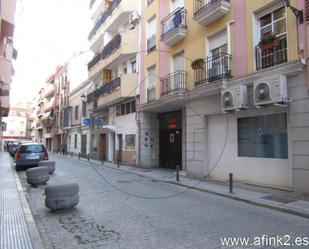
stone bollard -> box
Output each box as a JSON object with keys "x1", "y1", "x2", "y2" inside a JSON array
[
  {"x1": 38, "y1": 161, "x2": 56, "y2": 174},
  {"x1": 26, "y1": 166, "x2": 49, "y2": 187},
  {"x1": 45, "y1": 182, "x2": 79, "y2": 211}
]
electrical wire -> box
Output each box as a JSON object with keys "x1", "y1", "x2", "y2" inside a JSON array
[{"x1": 81, "y1": 48, "x2": 231, "y2": 199}]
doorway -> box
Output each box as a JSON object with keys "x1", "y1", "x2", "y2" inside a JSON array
[
  {"x1": 100, "y1": 134, "x2": 107, "y2": 161},
  {"x1": 117, "y1": 134, "x2": 123, "y2": 162},
  {"x1": 81, "y1": 134, "x2": 87, "y2": 157},
  {"x1": 159, "y1": 111, "x2": 182, "y2": 169}
]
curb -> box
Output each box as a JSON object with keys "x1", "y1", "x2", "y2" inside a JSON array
[
  {"x1": 11, "y1": 159, "x2": 46, "y2": 249},
  {"x1": 54, "y1": 154, "x2": 309, "y2": 220}
]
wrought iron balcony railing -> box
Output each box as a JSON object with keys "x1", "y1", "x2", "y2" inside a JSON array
[
  {"x1": 87, "y1": 77, "x2": 121, "y2": 102},
  {"x1": 161, "y1": 7, "x2": 187, "y2": 38},
  {"x1": 194, "y1": 53, "x2": 232, "y2": 86},
  {"x1": 160, "y1": 70, "x2": 188, "y2": 96},
  {"x1": 88, "y1": 0, "x2": 122, "y2": 40},
  {"x1": 147, "y1": 0, "x2": 154, "y2": 6},
  {"x1": 147, "y1": 35, "x2": 156, "y2": 53},
  {"x1": 147, "y1": 85, "x2": 156, "y2": 102},
  {"x1": 255, "y1": 36, "x2": 287, "y2": 71},
  {"x1": 193, "y1": 0, "x2": 230, "y2": 17},
  {"x1": 88, "y1": 34, "x2": 121, "y2": 70}
]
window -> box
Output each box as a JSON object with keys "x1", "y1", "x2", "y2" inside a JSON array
[
  {"x1": 125, "y1": 102, "x2": 131, "y2": 114},
  {"x1": 116, "y1": 105, "x2": 121, "y2": 116},
  {"x1": 238, "y1": 113, "x2": 288, "y2": 159},
  {"x1": 122, "y1": 63, "x2": 127, "y2": 74},
  {"x1": 147, "y1": 65, "x2": 156, "y2": 87},
  {"x1": 20, "y1": 121, "x2": 25, "y2": 125},
  {"x1": 82, "y1": 102, "x2": 87, "y2": 117},
  {"x1": 121, "y1": 104, "x2": 126, "y2": 115},
  {"x1": 20, "y1": 131, "x2": 23, "y2": 135},
  {"x1": 125, "y1": 134, "x2": 136, "y2": 148},
  {"x1": 131, "y1": 60, "x2": 137, "y2": 73},
  {"x1": 256, "y1": 7, "x2": 287, "y2": 70},
  {"x1": 74, "y1": 105, "x2": 79, "y2": 120},
  {"x1": 9, "y1": 130, "x2": 14, "y2": 135},
  {"x1": 259, "y1": 7, "x2": 286, "y2": 39},
  {"x1": 147, "y1": 17, "x2": 156, "y2": 52},
  {"x1": 116, "y1": 100, "x2": 136, "y2": 116},
  {"x1": 74, "y1": 134, "x2": 77, "y2": 149}
]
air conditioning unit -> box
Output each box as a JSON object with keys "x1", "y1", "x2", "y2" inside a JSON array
[
  {"x1": 129, "y1": 11, "x2": 140, "y2": 25},
  {"x1": 254, "y1": 75, "x2": 288, "y2": 106},
  {"x1": 221, "y1": 85, "x2": 247, "y2": 112},
  {"x1": 0, "y1": 76, "x2": 4, "y2": 84}
]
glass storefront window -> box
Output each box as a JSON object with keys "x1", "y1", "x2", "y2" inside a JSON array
[{"x1": 238, "y1": 113, "x2": 288, "y2": 159}]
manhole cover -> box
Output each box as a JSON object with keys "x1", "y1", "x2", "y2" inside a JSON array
[{"x1": 261, "y1": 195, "x2": 295, "y2": 204}]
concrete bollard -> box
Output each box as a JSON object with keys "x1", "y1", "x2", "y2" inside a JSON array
[
  {"x1": 26, "y1": 166, "x2": 49, "y2": 187},
  {"x1": 45, "y1": 182, "x2": 79, "y2": 211},
  {"x1": 38, "y1": 161, "x2": 56, "y2": 174}
]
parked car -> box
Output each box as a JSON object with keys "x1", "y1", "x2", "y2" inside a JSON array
[
  {"x1": 8, "y1": 141, "x2": 21, "y2": 157},
  {"x1": 15, "y1": 143, "x2": 48, "y2": 170}
]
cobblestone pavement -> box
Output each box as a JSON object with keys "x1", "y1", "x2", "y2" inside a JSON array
[{"x1": 17, "y1": 155, "x2": 309, "y2": 249}]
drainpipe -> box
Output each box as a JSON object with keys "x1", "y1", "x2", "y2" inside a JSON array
[{"x1": 226, "y1": 20, "x2": 235, "y2": 84}]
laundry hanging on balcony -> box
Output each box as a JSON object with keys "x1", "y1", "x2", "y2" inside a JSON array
[{"x1": 173, "y1": 9, "x2": 182, "y2": 27}]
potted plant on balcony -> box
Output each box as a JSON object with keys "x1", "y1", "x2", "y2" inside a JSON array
[
  {"x1": 191, "y1": 58, "x2": 204, "y2": 70},
  {"x1": 258, "y1": 33, "x2": 279, "y2": 50}
]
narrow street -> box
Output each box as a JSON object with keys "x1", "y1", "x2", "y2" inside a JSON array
[{"x1": 17, "y1": 155, "x2": 309, "y2": 249}]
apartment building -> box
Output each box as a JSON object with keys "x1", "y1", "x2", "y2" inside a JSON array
[
  {"x1": 68, "y1": 80, "x2": 92, "y2": 157},
  {"x1": 2, "y1": 105, "x2": 33, "y2": 141},
  {"x1": 0, "y1": 0, "x2": 17, "y2": 148},
  {"x1": 86, "y1": 0, "x2": 140, "y2": 164},
  {"x1": 138, "y1": 0, "x2": 309, "y2": 194},
  {"x1": 34, "y1": 88, "x2": 44, "y2": 143},
  {"x1": 41, "y1": 66, "x2": 61, "y2": 151}
]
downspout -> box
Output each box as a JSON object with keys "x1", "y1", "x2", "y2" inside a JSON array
[{"x1": 136, "y1": 0, "x2": 142, "y2": 168}]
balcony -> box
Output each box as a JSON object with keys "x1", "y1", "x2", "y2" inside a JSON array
[
  {"x1": 161, "y1": 8, "x2": 187, "y2": 46},
  {"x1": 147, "y1": 35, "x2": 156, "y2": 53},
  {"x1": 160, "y1": 71, "x2": 188, "y2": 96},
  {"x1": 0, "y1": 56, "x2": 12, "y2": 84},
  {"x1": 87, "y1": 74, "x2": 137, "y2": 107},
  {"x1": 193, "y1": 0, "x2": 231, "y2": 26},
  {"x1": 255, "y1": 37, "x2": 287, "y2": 71},
  {"x1": 44, "y1": 97, "x2": 56, "y2": 112},
  {"x1": 88, "y1": 0, "x2": 139, "y2": 49},
  {"x1": 88, "y1": 29, "x2": 138, "y2": 77},
  {"x1": 0, "y1": 96, "x2": 10, "y2": 117},
  {"x1": 88, "y1": 0, "x2": 122, "y2": 40},
  {"x1": 194, "y1": 53, "x2": 232, "y2": 87},
  {"x1": 1, "y1": 0, "x2": 16, "y2": 37},
  {"x1": 44, "y1": 83, "x2": 55, "y2": 97},
  {"x1": 147, "y1": 85, "x2": 156, "y2": 102}
]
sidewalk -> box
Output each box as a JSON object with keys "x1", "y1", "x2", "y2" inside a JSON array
[
  {"x1": 0, "y1": 152, "x2": 44, "y2": 249},
  {"x1": 59, "y1": 154, "x2": 309, "y2": 219}
]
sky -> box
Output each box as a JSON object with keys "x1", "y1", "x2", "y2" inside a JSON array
[{"x1": 11, "y1": 0, "x2": 92, "y2": 105}]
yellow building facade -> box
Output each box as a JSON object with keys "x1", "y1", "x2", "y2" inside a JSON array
[{"x1": 138, "y1": 0, "x2": 309, "y2": 195}]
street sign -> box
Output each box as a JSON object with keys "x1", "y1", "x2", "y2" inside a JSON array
[{"x1": 81, "y1": 117, "x2": 91, "y2": 126}]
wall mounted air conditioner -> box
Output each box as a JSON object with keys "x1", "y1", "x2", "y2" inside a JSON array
[
  {"x1": 129, "y1": 11, "x2": 140, "y2": 25},
  {"x1": 254, "y1": 75, "x2": 288, "y2": 106},
  {"x1": 221, "y1": 84, "x2": 247, "y2": 112}
]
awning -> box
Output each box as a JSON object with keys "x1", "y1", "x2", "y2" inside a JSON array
[
  {"x1": 41, "y1": 111, "x2": 51, "y2": 120},
  {"x1": 102, "y1": 125, "x2": 117, "y2": 133}
]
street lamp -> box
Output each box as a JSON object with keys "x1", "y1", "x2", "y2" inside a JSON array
[
  {"x1": 283, "y1": 0, "x2": 304, "y2": 24},
  {"x1": 80, "y1": 93, "x2": 87, "y2": 102}
]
